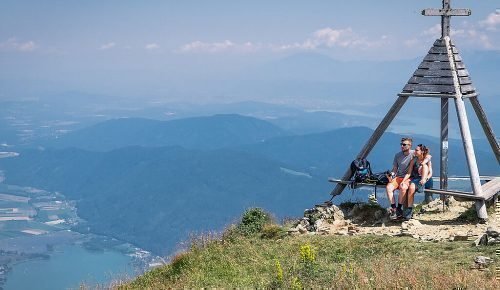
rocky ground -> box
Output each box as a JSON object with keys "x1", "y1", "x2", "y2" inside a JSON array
[{"x1": 289, "y1": 197, "x2": 500, "y2": 246}]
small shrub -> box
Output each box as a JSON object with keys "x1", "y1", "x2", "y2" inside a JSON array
[
  {"x1": 169, "y1": 252, "x2": 191, "y2": 277},
  {"x1": 261, "y1": 224, "x2": 287, "y2": 240},
  {"x1": 237, "y1": 207, "x2": 272, "y2": 236},
  {"x1": 457, "y1": 206, "x2": 479, "y2": 222}
]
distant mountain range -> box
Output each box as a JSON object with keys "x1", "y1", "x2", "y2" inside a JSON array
[
  {"x1": 43, "y1": 114, "x2": 290, "y2": 151},
  {"x1": 0, "y1": 146, "x2": 328, "y2": 255},
  {"x1": 1, "y1": 115, "x2": 498, "y2": 254}
]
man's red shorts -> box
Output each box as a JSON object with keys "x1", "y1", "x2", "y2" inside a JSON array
[{"x1": 389, "y1": 177, "x2": 409, "y2": 189}]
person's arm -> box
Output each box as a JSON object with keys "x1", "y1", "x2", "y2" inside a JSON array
[
  {"x1": 391, "y1": 155, "x2": 398, "y2": 176},
  {"x1": 419, "y1": 163, "x2": 429, "y2": 185},
  {"x1": 427, "y1": 160, "x2": 433, "y2": 179},
  {"x1": 422, "y1": 154, "x2": 432, "y2": 165},
  {"x1": 403, "y1": 158, "x2": 414, "y2": 183}
]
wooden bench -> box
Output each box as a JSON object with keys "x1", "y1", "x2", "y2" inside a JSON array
[
  {"x1": 481, "y1": 177, "x2": 500, "y2": 200},
  {"x1": 328, "y1": 176, "x2": 500, "y2": 201}
]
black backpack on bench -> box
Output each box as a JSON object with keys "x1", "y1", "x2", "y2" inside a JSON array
[
  {"x1": 349, "y1": 158, "x2": 390, "y2": 195},
  {"x1": 365, "y1": 171, "x2": 390, "y2": 185},
  {"x1": 350, "y1": 158, "x2": 372, "y2": 185}
]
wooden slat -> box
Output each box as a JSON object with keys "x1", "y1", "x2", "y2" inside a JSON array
[
  {"x1": 482, "y1": 177, "x2": 500, "y2": 191},
  {"x1": 407, "y1": 76, "x2": 454, "y2": 85},
  {"x1": 403, "y1": 84, "x2": 456, "y2": 93},
  {"x1": 429, "y1": 46, "x2": 459, "y2": 54},
  {"x1": 425, "y1": 188, "x2": 484, "y2": 200},
  {"x1": 424, "y1": 54, "x2": 462, "y2": 62},
  {"x1": 462, "y1": 92, "x2": 478, "y2": 98},
  {"x1": 422, "y1": 8, "x2": 471, "y2": 17},
  {"x1": 418, "y1": 61, "x2": 465, "y2": 70},
  {"x1": 460, "y1": 84, "x2": 475, "y2": 94},
  {"x1": 413, "y1": 69, "x2": 468, "y2": 77},
  {"x1": 481, "y1": 177, "x2": 500, "y2": 200},
  {"x1": 398, "y1": 93, "x2": 453, "y2": 98},
  {"x1": 458, "y1": 77, "x2": 472, "y2": 85},
  {"x1": 398, "y1": 92, "x2": 478, "y2": 98},
  {"x1": 416, "y1": 77, "x2": 473, "y2": 86},
  {"x1": 433, "y1": 39, "x2": 446, "y2": 47},
  {"x1": 456, "y1": 69, "x2": 470, "y2": 77},
  {"x1": 413, "y1": 69, "x2": 452, "y2": 77}
]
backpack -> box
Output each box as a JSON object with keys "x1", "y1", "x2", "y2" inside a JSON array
[
  {"x1": 365, "y1": 171, "x2": 390, "y2": 185},
  {"x1": 350, "y1": 158, "x2": 372, "y2": 184}
]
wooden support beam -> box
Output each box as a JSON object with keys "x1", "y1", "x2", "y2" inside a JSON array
[
  {"x1": 445, "y1": 36, "x2": 487, "y2": 219},
  {"x1": 330, "y1": 96, "x2": 408, "y2": 196},
  {"x1": 440, "y1": 97, "x2": 449, "y2": 191},
  {"x1": 469, "y1": 97, "x2": 500, "y2": 163}
]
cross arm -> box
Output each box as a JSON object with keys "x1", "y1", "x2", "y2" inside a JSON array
[{"x1": 422, "y1": 8, "x2": 471, "y2": 16}]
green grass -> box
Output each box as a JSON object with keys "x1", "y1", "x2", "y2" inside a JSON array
[{"x1": 118, "y1": 226, "x2": 499, "y2": 289}]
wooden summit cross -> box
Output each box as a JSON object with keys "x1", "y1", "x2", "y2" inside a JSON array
[{"x1": 330, "y1": 0, "x2": 500, "y2": 219}]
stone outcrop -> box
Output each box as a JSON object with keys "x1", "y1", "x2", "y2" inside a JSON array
[
  {"x1": 288, "y1": 202, "x2": 387, "y2": 236},
  {"x1": 289, "y1": 198, "x2": 500, "y2": 244}
]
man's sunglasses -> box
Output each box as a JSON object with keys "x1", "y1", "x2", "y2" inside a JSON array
[{"x1": 400, "y1": 143, "x2": 411, "y2": 147}]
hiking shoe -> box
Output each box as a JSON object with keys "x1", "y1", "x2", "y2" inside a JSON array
[
  {"x1": 389, "y1": 208, "x2": 397, "y2": 220},
  {"x1": 404, "y1": 208, "x2": 413, "y2": 220},
  {"x1": 396, "y1": 207, "x2": 404, "y2": 219}
]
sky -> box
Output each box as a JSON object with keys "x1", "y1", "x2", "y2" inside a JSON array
[{"x1": 0, "y1": 0, "x2": 499, "y2": 99}]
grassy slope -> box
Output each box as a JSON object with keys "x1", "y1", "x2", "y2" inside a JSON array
[{"x1": 119, "y1": 227, "x2": 499, "y2": 289}]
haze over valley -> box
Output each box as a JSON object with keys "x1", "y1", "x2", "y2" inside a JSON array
[{"x1": 1, "y1": 1, "x2": 499, "y2": 288}]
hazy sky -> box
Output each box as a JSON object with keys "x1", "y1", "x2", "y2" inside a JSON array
[{"x1": 0, "y1": 0, "x2": 498, "y2": 99}]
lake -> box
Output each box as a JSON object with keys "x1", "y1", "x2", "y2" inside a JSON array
[{"x1": 4, "y1": 244, "x2": 135, "y2": 290}]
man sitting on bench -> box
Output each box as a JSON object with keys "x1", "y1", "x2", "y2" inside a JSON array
[{"x1": 386, "y1": 137, "x2": 414, "y2": 220}]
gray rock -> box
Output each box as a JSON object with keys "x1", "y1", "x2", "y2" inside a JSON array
[
  {"x1": 474, "y1": 256, "x2": 492, "y2": 267},
  {"x1": 487, "y1": 238, "x2": 500, "y2": 245},
  {"x1": 486, "y1": 227, "x2": 500, "y2": 238},
  {"x1": 314, "y1": 219, "x2": 324, "y2": 230},
  {"x1": 330, "y1": 205, "x2": 345, "y2": 221},
  {"x1": 474, "y1": 233, "x2": 488, "y2": 246},
  {"x1": 296, "y1": 224, "x2": 308, "y2": 234}
]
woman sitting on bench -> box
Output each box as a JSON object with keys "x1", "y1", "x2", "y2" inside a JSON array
[{"x1": 406, "y1": 144, "x2": 433, "y2": 219}]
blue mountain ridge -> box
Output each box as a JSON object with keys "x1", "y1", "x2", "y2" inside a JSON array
[{"x1": 1, "y1": 117, "x2": 498, "y2": 255}]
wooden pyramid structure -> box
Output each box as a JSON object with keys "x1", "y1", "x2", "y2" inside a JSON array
[{"x1": 330, "y1": 0, "x2": 500, "y2": 219}]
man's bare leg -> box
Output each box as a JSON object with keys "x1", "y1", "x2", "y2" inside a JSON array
[
  {"x1": 386, "y1": 183, "x2": 398, "y2": 219},
  {"x1": 386, "y1": 183, "x2": 396, "y2": 205},
  {"x1": 407, "y1": 183, "x2": 416, "y2": 208},
  {"x1": 398, "y1": 182, "x2": 409, "y2": 207}
]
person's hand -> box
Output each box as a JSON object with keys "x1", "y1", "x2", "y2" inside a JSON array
[{"x1": 419, "y1": 179, "x2": 426, "y2": 185}]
